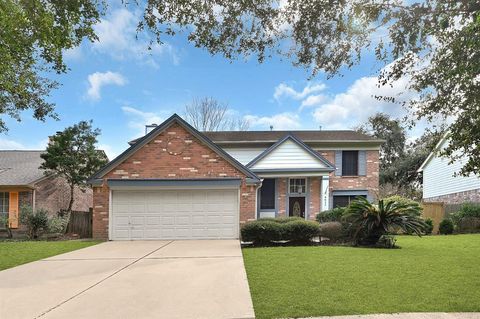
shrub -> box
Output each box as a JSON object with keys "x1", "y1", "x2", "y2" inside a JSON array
[
  {"x1": 344, "y1": 197, "x2": 425, "y2": 246},
  {"x1": 282, "y1": 220, "x2": 320, "y2": 244},
  {"x1": 20, "y1": 206, "x2": 49, "y2": 239},
  {"x1": 241, "y1": 220, "x2": 283, "y2": 245},
  {"x1": 48, "y1": 215, "x2": 69, "y2": 234},
  {"x1": 384, "y1": 195, "x2": 422, "y2": 217},
  {"x1": 449, "y1": 203, "x2": 480, "y2": 233},
  {"x1": 455, "y1": 217, "x2": 480, "y2": 233},
  {"x1": 377, "y1": 235, "x2": 397, "y2": 249},
  {"x1": 319, "y1": 222, "x2": 344, "y2": 242},
  {"x1": 423, "y1": 218, "x2": 434, "y2": 235},
  {"x1": 439, "y1": 219, "x2": 454, "y2": 235},
  {"x1": 241, "y1": 218, "x2": 320, "y2": 245},
  {"x1": 257, "y1": 217, "x2": 304, "y2": 224},
  {"x1": 316, "y1": 207, "x2": 346, "y2": 223}
]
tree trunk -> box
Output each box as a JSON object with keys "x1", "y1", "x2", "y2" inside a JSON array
[{"x1": 67, "y1": 184, "x2": 75, "y2": 212}]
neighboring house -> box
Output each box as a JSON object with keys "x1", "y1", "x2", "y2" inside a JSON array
[
  {"x1": 0, "y1": 151, "x2": 93, "y2": 229},
  {"x1": 418, "y1": 134, "x2": 480, "y2": 203},
  {"x1": 89, "y1": 114, "x2": 382, "y2": 240}
]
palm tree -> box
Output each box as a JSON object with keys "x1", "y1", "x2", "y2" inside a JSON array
[{"x1": 344, "y1": 197, "x2": 426, "y2": 246}]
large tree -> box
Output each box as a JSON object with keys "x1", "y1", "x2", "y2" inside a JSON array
[
  {"x1": 0, "y1": 0, "x2": 102, "y2": 131},
  {"x1": 358, "y1": 113, "x2": 444, "y2": 198},
  {"x1": 3, "y1": 1, "x2": 479, "y2": 175},
  {"x1": 357, "y1": 113, "x2": 406, "y2": 172},
  {"x1": 139, "y1": 0, "x2": 479, "y2": 176},
  {"x1": 40, "y1": 121, "x2": 108, "y2": 211}
]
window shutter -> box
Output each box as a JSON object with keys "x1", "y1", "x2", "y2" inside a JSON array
[
  {"x1": 335, "y1": 151, "x2": 342, "y2": 176},
  {"x1": 358, "y1": 151, "x2": 367, "y2": 176},
  {"x1": 9, "y1": 192, "x2": 19, "y2": 229}
]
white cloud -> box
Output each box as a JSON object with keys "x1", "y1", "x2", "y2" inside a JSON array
[
  {"x1": 86, "y1": 71, "x2": 127, "y2": 101},
  {"x1": 92, "y1": 8, "x2": 179, "y2": 67},
  {"x1": 0, "y1": 138, "x2": 26, "y2": 149},
  {"x1": 300, "y1": 94, "x2": 327, "y2": 110},
  {"x1": 312, "y1": 74, "x2": 416, "y2": 129},
  {"x1": 244, "y1": 112, "x2": 301, "y2": 130},
  {"x1": 121, "y1": 106, "x2": 165, "y2": 137},
  {"x1": 274, "y1": 82, "x2": 326, "y2": 101}
]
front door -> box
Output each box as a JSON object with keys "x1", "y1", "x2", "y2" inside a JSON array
[{"x1": 289, "y1": 197, "x2": 305, "y2": 218}]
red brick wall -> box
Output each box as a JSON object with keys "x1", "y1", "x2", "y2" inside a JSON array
[
  {"x1": 277, "y1": 178, "x2": 287, "y2": 217},
  {"x1": 319, "y1": 150, "x2": 380, "y2": 200},
  {"x1": 423, "y1": 188, "x2": 480, "y2": 204},
  {"x1": 308, "y1": 177, "x2": 321, "y2": 220},
  {"x1": 35, "y1": 176, "x2": 92, "y2": 215},
  {"x1": 92, "y1": 122, "x2": 256, "y2": 239}
]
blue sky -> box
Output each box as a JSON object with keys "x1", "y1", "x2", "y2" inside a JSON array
[{"x1": 0, "y1": 6, "x2": 421, "y2": 159}]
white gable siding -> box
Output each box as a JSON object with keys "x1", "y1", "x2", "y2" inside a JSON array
[
  {"x1": 251, "y1": 139, "x2": 327, "y2": 170},
  {"x1": 423, "y1": 140, "x2": 480, "y2": 198},
  {"x1": 223, "y1": 148, "x2": 264, "y2": 165}
]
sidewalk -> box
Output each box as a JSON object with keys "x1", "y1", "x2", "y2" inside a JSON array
[{"x1": 304, "y1": 313, "x2": 480, "y2": 319}]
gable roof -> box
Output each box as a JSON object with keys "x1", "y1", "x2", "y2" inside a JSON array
[
  {"x1": 417, "y1": 131, "x2": 450, "y2": 172},
  {"x1": 0, "y1": 151, "x2": 46, "y2": 186},
  {"x1": 246, "y1": 134, "x2": 335, "y2": 170},
  {"x1": 90, "y1": 114, "x2": 260, "y2": 182}
]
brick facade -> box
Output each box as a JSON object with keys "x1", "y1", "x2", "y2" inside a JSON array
[
  {"x1": 15, "y1": 177, "x2": 92, "y2": 215},
  {"x1": 308, "y1": 177, "x2": 321, "y2": 220},
  {"x1": 277, "y1": 178, "x2": 287, "y2": 217},
  {"x1": 319, "y1": 150, "x2": 380, "y2": 200},
  {"x1": 423, "y1": 188, "x2": 480, "y2": 204},
  {"x1": 92, "y1": 122, "x2": 257, "y2": 239}
]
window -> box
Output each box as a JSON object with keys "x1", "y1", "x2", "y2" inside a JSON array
[
  {"x1": 332, "y1": 194, "x2": 367, "y2": 208},
  {"x1": 0, "y1": 192, "x2": 9, "y2": 218},
  {"x1": 260, "y1": 179, "x2": 276, "y2": 210},
  {"x1": 289, "y1": 178, "x2": 306, "y2": 194},
  {"x1": 342, "y1": 151, "x2": 358, "y2": 176}
]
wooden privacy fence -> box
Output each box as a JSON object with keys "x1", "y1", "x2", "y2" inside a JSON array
[
  {"x1": 422, "y1": 202, "x2": 445, "y2": 234},
  {"x1": 66, "y1": 209, "x2": 93, "y2": 238}
]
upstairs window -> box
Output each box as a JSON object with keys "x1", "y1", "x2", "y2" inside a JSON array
[{"x1": 342, "y1": 151, "x2": 358, "y2": 176}]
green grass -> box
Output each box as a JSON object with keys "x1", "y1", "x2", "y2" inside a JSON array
[
  {"x1": 0, "y1": 240, "x2": 100, "y2": 271},
  {"x1": 243, "y1": 235, "x2": 480, "y2": 319}
]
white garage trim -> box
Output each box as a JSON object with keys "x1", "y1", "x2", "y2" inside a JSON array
[{"x1": 109, "y1": 188, "x2": 240, "y2": 240}]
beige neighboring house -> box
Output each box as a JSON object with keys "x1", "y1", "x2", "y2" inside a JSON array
[
  {"x1": 418, "y1": 135, "x2": 480, "y2": 203},
  {"x1": 0, "y1": 150, "x2": 92, "y2": 229}
]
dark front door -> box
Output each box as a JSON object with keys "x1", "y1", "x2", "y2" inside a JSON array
[{"x1": 289, "y1": 197, "x2": 305, "y2": 218}]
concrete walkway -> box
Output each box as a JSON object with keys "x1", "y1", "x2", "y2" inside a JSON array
[
  {"x1": 305, "y1": 313, "x2": 480, "y2": 319},
  {"x1": 0, "y1": 240, "x2": 254, "y2": 319}
]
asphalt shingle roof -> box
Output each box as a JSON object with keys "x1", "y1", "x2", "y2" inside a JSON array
[
  {"x1": 203, "y1": 130, "x2": 381, "y2": 143},
  {"x1": 129, "y1": 130, "x2": 382, "y2": 145},
  {"x1": 0, "y1": 151, "x2": 46, "y2": 186}
]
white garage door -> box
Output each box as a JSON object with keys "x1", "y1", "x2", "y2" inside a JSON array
[{"x1": 111, "y1": 189, "x2": 239, "y2": 240}]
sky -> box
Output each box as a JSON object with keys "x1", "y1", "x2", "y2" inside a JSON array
[{"x1": 0, "y1": 5, "x2": 426, "y2": 160}]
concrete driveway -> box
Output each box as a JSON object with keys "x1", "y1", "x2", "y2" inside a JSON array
[{"x1": 0, "y1": 240, "x2": 255, "y2": 319}]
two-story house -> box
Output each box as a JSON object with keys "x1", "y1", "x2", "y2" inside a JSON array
[{"x1": 89, "y1": 114, "x2": 382, "y2": 240}]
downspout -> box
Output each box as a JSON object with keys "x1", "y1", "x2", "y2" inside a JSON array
[
  {"x1": 254, "y1": 179, "x2": 263, "y2": 220},
  {"x1": 32, "y1": 188, "x2": 36, "y2": 211}
]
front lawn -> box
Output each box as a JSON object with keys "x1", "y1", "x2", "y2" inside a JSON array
[
  {"x1": 0, "y1": 240, "x2": 100, "y2": 271},
  {"x1": 243, "y1": 235, "x2": 480, "y2": 319}
]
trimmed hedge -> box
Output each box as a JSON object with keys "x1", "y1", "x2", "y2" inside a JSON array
[
  {"x1": 319, "y1": 222, "x2": 344, "y2": 242},
  {"x1": 241, "y1": 217, "x2": 320, "y2": 245},
  {"x1": 316, "y1": 207, "x2": 345, "y2": 223}
]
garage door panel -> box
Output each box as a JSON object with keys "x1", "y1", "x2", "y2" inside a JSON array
[{"x1": 111, "y1": 189, "x2": 239, "y2": 240}]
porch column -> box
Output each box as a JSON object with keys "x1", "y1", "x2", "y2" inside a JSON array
[{"x1": 321, "y1": 176, "x2": 330, "y2": 211}]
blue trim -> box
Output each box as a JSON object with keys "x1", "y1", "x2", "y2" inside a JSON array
[
  {"x1": 89, "y1": 114, "x2": 260, "y2": 183},
  {"x1": 246, "y1": 134, "x2": 335, "y2": 169},
  {"x1": 107, "y1": 178, "x2": 242, "y2": 188}
]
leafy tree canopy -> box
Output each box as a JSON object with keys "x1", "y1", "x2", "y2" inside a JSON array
[
  {"x1": 40, "y1": 120, "x2": 108, "y2": 211},
  {"x1": 3, "y1": 0, "x2": 479, "y2": 175},
  {"x1": 0, "y1": 0, "x2": 103, "y2": 131}
]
